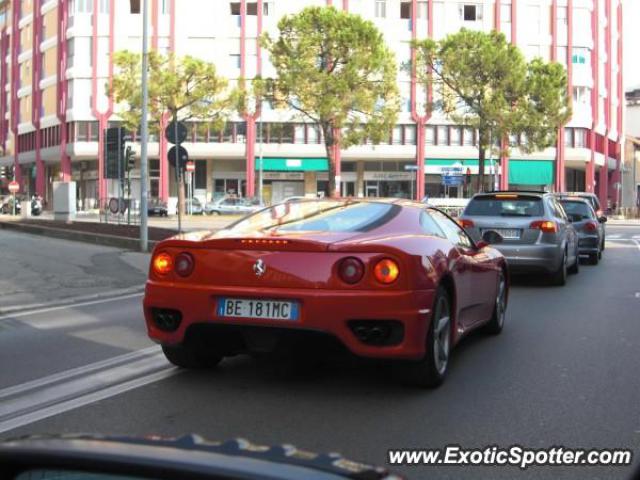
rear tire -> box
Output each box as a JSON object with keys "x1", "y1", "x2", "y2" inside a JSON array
[
  {"x1": 484, "y1": 272, "x2": 507, "y2": 335},
  {"x1": 551, "y1": 252, "x2": 567, "y2": 286},
  {"x1": 589, "y1": 252, "x2": 599, "y2": 265},
  {"x1": 404, "y1": 286, "x2": 451, "y2": 388},
  {"x1": 568, "y1": 252, "x2": 580, "y2": 275},
  {"x1": 162, "y1": 344, "x2": 222, "y2": 369}
]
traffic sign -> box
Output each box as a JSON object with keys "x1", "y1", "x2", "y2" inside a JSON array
[
  {"x1": 8, "y1": 181, "x2": 19, "y2": 193},
  {"x1": 168, "y1": 145, "x2": 189, "y2": 170},
  {"x1": 165, "y1": 121, "x2": 188, "y2": 145},
  {"x1": 185, "y1": 161, "x2": 195, "y2": 172},
  {"x1": 442, "y1": 175, "x2": 464, "y2": 186},
  {"x1": 404, "y1": 165, "x2": 419, "y2": 171}
]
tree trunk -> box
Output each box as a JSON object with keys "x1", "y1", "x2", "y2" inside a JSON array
[
  {"x1": 477, "y1": 129, "x2": 486, "y2": 193},
  {"x1": 322, "y1": 124, "x2": 337, "y2": 198}
]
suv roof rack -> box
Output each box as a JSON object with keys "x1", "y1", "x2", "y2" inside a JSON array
[{"x1": 479, "y1": 190, "x2": 548, "y2": 195}]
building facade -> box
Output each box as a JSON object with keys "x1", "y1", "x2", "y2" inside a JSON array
[{"x1": 0, "y1": 0, "x2": 624, "y2": 208}]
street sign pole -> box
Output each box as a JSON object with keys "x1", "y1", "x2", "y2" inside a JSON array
[
  {"x1": 174, "y1": 119, "x2": 182, "y2": 232},
  {"x1": 258, "y1": 119, "x2": 264, "y2": 203},
  {"x1": 139, "y1": 0, "x2": 150, "y2": 252}
]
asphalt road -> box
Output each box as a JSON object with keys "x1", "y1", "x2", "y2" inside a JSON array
[{"x1": 1, "y1": 225, "x2": 639, "y2": 480}]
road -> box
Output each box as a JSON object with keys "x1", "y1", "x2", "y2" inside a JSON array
[{"x1": 1, "y1": 226, "x2": 639, "y2": 479}]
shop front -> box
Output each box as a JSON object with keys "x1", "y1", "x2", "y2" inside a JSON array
[{"x1": 256, "y1": 158, "x2": 328, "y2": 203}]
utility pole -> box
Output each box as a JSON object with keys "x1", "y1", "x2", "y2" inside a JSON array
[{"x1": 139, "y1": 0, "x2": 150, "y2": 252}]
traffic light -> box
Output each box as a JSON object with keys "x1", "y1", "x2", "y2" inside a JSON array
[
  {"x1": 0, "y1": 166, "x2": 6, "y2": 179},
  {"x1": 125, "y1": 146, "x2": 135, "y2": 170},
  {"x1": 104, "y1": 127, "x2": 127, "y2": 179}
]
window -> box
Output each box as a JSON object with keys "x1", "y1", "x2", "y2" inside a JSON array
[
  {"x1": 564, "y1": 128, "x2": 573, "y2": 147},
  {"x1": 161, "y1": 0, "x2": 170, "y2": 15},
  {"x1": 229, "y1": 54, "x2": 241, "y2": 68},
  {"x1": 77, "y1": 121, "x2": 89, "y2": 141},
  {"x1": 307, "y1": 125, "x2": 320, "y2": 144},
  {"x1": 195, "y1": 160, "x2": 207, "y2": 189},
  {"x1": 262, "y1": 2, "x2": 270, "y2": 15},
  {"x1": 420, "y1": 211, "x2": 446, "y2": 237},
  {"x1": 500, "y1": 3, "x2": 511, "y2": 22},
  {"x1": 461, "y1": 4, "x2": 482, "y2": 22},
  {"x1": 425, "y1": 126, "x2": 435, "y2": 145},
  {"x1": 246, "y1": 2, "x2": 258, "y2": 15},
  {"x1": 437, "y1": 126, "x2": 449, "y2": 145},
  {"x1": 557, "y1": 6, "x2": 567, "y2": 25},
  {"x1": 400, "y1": 2, "x2": 411, "y2": 19},
  {"x1": 556, "y1": 46, "x2": 568, "y2": 65},
  {"x1": 429, "y1": 209, "x2": 473, "y2": 248},
  {"x1": 463, "y1": 128, "x2": 474, "y2": 146},
  {"x1": 574, "y1": 129, "x2": 587, "y2": 148},
  {"x1": 89, "y1": 121, "x2": 99, "y2": 141},
  {"x1": 572, "y1": 47, "x2": 588, "y2": 65},
  {"x1": 230, "y1": 2, "x2": 240, "y2": 15},
  {"x1": 392, "y1": 126, "x2": 402, "y2": 145},
  {"x1": 573, "y1": 86, "x2": 591, "y2": 105},
  {"x1": 130, "y1": 0, "x2": 140, "y2": 13},
  {"x1": 281, "y1": 123, "x2": 294, "y2": 143},
  {"x1": 294, "y1": 124, "x2": 305, "y2": 144},
  {"x1": 99, "y1": 0, "x2": 109, "y2": 14},
  {"x1": 417, "y1": 1, "x2": 428, "y2": 19},
  {"x1": 195, "y1": 123, "x2": 208, "y2": 142},
  {"x1": 404, "y1": 125, "x2": 416, "y2": 145},
  {"x1": 375, "y1": 0, "x2": 386, "y2": 18},
  {"x1": 450, "y1": 127, "x2": 461, "y2": 146},
  {"x1": 465, "y1": 195, "x2": 544, "y2": 217}
]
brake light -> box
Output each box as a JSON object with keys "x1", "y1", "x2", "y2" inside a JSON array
[
  {"x1": 596, "y1": 209, "x2": 603, "y2": 217},
  {"x1": 530, "y1": 220, "x2": 558, "y2": 233},
  {"x1": 152, "y1": 252, "x2": 173, "y2": 275},
  {"x1": 175, "y1": 252, "x2": 195, "y2": 277},
  {"x1": 458, "y1": 218, "x2": 474, "y2": 229},
  {"x1": 495, "y1": 194, "x2": 518, "y2": 199},
  {"x1": 373, "y1": 259, "x2": 400, "y2": 284},
  {"x1": 240, "y1": 239, "x2": 289, "y2": 245},
  {"x1": 584, "y1": 221, "x2": 598, "y2": 232},
  {"x1": 338, "y1": 257, "x2": 365, "y2": 284}
]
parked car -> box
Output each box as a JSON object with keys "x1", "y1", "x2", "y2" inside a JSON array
[
  {"x1": 145, "y1": 199, "x2": 509, "y2": 388},
  {"x1": 184, "y1": 197, "x2": 204, "y2": 215},
  {"x1": 459, "y1": 191, "x2": 580, "y2": 285},
  {"x1": 205, "y1": 197, "x2": 260, "y2": 215},
  {"x1": 556, "y1": 196, "x2": 606, "y2": 264},
  {"x1": 148, "y1": 200, "x2": 168, "y2": 217},
  {"x1": 424, "y1": 197, "x2": 470, "y2": 218}
]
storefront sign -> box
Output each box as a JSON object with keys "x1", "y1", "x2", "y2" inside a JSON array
[
  {"x1": 263, "y1": 172, "x2": 305, "y2": 181},
  {"x1": 285, "y1": 159, "x2": 303, "y2": 168},
  {"x1": 364, "y1": 172, "x2": 414, "y2": 181}
]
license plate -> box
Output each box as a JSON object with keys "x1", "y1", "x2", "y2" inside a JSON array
[
  {"x1": 487, "y1": 228, "x2": 521, "y2": 239},
  {"x1": 217, "y1": 298, "x2": 299, "y2": 321}
]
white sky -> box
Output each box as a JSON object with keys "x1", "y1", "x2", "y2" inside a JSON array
[{"x1": 624, "y1": 0, "x2": 640, "y2": 89}]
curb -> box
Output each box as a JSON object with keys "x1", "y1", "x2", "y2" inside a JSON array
[
  {"x1": 0, "y1": 221, "x2": 158, "y2": 251},
  {"x1": 0, "y1": 286, "x2": 145, "y2": 317}
]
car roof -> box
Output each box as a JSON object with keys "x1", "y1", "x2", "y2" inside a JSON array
[{"x1": 470, "y1": 190, "x2": 549, "y2": 199}]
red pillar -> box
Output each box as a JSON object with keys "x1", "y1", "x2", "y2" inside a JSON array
[
  {"x1": 10, "y1": 0, "x2": 22, "y2": 190},
  {"x1": 598, "y1": 0, "x2": 612, "y2": 209},
  {"x1": 587, "y1": 0, "x2": 599, "y2": 194},
  {"x1": 499, "y1": 137, "x2": 509, "y2": 190},
  {"x1": 415, "y1": 121, "x2": 425, "y2": 200},
  {"x1": 245, "y1": 117, "x2": 256, "y2": 197},
  {"x1": 33, "y1": 0, "x2": 45, "y2": 197},
  {"x1": 57, "y1": 0, "x2": 71, "y2": 181}
]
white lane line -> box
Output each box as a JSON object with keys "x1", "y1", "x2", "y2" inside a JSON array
[
  {"x1": 0, "y1": 351, "x2": 177, "y2": 434},
  {"x1": 0, "y1": 368, "x2": 178, "y2": 434},
  {"x1": 0, "y1": 346, "x2": 158, "y2": 400},
  {"x1": 0, "y1": 292, "x2": 144, "y2": 321},
  {"x1": 633, "y1": 235, "x2": 640, "y2": 240},
  {"x1": 608, "y1": 234, "x2": 622, "y2": 239},
  {"x1": 634, "y1": 240, "x2": 640, "y2": 252}
]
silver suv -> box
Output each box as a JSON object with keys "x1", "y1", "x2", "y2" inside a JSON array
[{"x1": 459, "y1": 191, "x2": 579, "y2": 286}]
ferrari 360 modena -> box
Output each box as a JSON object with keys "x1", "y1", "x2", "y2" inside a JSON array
[{"x1": 143, "y1": 199, "x2": 508, "y2": 387}]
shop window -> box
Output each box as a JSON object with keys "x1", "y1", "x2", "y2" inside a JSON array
[
  {"x1": 342, "y1": 162, "x2": 356, "y2": 172},
  {"x1": 77, "y1": 121, "x2": 89, "y2": 141},
  {"x1": 195, "y1": 160, "x2": 207, "y2": 189},
  {"x1": 281, "y1": 124, "x2": 294, "y2": 143},
  {"x1": 383, "y1": 161, "x2": 398, "y2": 171},
  {"x1": 364, "y1": 161, "x2": 382, "y2": 171}
]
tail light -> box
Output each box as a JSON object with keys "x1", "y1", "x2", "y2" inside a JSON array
[
  {"x1": 373, "y1": 259, "x2": 400, "y2": 285},
  {"x1": 458, "y1": 218, "x2": 474, "y2": 229},
  {"x1": 530, "y1": 220, "x2": 558, "y2": 233},
  {"x1": 175, "y1": 252, "x2": 195, "y2": 277},
  {"x1": 584, "y1": 221, "x2": 598, "y2": 232},
  {"x1": 152, "y1": 252, "x2": 173, "y2": 275},
  {"x1": 338, "y1": 257, "x2": 365, "y2": 284},
  {"x1": 596, "y1": 209, "x2": 603, "y2": 217}
]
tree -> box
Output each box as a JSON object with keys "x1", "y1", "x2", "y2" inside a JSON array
[
  {"x1": 109, "y1": 51, "x2": 232, "y2": 211},
  {"x1": 413, "y1": 29, "x2": 571, "y2": 191},
  {"x1": 261, "y1": 6, "x2": 400, "y2": 197}
]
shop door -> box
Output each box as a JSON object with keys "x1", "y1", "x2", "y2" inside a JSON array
[
  {"x1": 342, "y1": 181, "x2": 355, "y2": 197},
  {"x1": 365, "y1": 183, "x2": 379, "y2": 198}
]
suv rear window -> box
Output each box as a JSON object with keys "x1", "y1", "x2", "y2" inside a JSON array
[{"x1": 465, "y1": 195, "x2": 544, "y2": 217}]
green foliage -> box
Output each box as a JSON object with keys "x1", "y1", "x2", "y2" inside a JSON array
[
  {"x1": 109, "y1": 51, "x2": 232, "y2": 131},
  {"x1": 261, "y1": 6, "x2": 400, "y2": 195},
  {"x1": 414, "y1": 29, "x2": 570, "y2": 190}
]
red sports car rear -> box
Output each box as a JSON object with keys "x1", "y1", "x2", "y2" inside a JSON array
[{"x1": 144, "y1": 199, "x2": 508, "y2": 387}]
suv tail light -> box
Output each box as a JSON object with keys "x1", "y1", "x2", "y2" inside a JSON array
[
  {"x1": 152, "y1": 252, "x2": 173, "y2": 275},
  {"x1": 373, "y1": 259, "x2": 400, "y2": 284},
  {"x1": 584, "y1": 221, "x2": 598, "y2": 232},
  {"x1": 530, "y1": 220, "x2": 558, "y2": 233},
  {"x1": 175, "y1": 252, "x2": 195, "y2": 277},
  {"x1": 458, "y1": 218, "x2": 474, "y2": 229},
  {"x1": 338, "y1": 257, "x2": 365, "y2": 284}
]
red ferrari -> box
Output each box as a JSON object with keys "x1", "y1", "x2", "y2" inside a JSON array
[{"x1": 144, "y1": 199, "x2": 508, "y2": 387}]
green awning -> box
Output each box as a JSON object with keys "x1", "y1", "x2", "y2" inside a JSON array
[
  {"x1": 508, "y1": 160, "x2": 554, "y2": 185},
  {"x1": 424, "y1": 158, "x2": 479, "y2": 166},
  {"x1": 256, "y1": 158, "x2": 328, "y2": 171}
]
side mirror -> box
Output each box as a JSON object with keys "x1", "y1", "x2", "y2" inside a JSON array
[
  {"x1": 477, "y1": 229, "x2": 504, "y2": 248},
  {"x1": 598, "y1": 216, "x2": 607, "y2": 223}
]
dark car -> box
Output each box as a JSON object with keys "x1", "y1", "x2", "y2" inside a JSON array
[
  {"x1": 148, "y1": 201, "x2": 168, "y2": 217},
  {"x1": 563, "y1": 191, "x2": 603, "y2": 217},
  {"x1": 145, "y1": 199, "x2": 509, "y2": 388},
  {"x1": 459, "y1": 191, "x2": 580, "y2": 285},
  {"x1": 556, "y1": 196, "x2": 606, "y2": 264}
]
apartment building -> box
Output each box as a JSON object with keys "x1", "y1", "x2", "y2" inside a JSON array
[{"x1": 0, "y1": 0, "x2": 624, "y2": 208}]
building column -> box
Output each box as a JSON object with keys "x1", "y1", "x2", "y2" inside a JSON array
[
  {"x1": 599, "y1": 141, "x2": 608, "y2": 209},
  {"x1": 57, "y1": 0, "x2": 71, "y2": 181},
  {"x1": 356, "y1": 160, "x2": 364, "y2": 197},
  {"x1": 332, "y1": 127, "x2": 341, "y2": 197},
  {"x1": 500, "y1": 138, "x2": 510, "y2": 191},
  {"x1": 416, "y1": 121, "x2": 425, "y2": 200},
  {"x1": 245, "y1": 117, "x2": 256, "y2": 197},
  {"x1": 555, "y1": 129, "x2": 565, "y2": 192},
  {"x1": 159, "y1": 113, "x2": 169, "y2": 201}
]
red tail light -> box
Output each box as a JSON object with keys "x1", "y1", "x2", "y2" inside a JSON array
[
  {"x1": 152, "y1": 252, "x2": 173, "y2": 275},
  {"x1": 458, "y1": 218, "x2": 475, "y2": 229},
  {"x1": 373, "y1": 259, "x2": 400, "y2": 285},
  {"x1": 530, "y1": 220, "x2": 558, "y2": 233},
  {"x1": 175, "y1": 252, "x2": 195, "y2": 277},
  {"x1": 338, "y1": 257, "x2": 365, "y2": 284},
  {"x1": 584, "y1": 221, "x2": 598, "y2": 232}
]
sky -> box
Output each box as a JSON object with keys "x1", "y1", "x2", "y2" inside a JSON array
[{"x1": 624, "y1": 0, "x2": 640, "y2": 90}]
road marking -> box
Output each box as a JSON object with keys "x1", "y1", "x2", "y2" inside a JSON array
[
  {"x1": 0, "y1": 346, "x2": 158, "y2": 400},
  {"x1": 635, "y1": 293, "x2": 640, "y2": 299},
  {"x1": 633, "y1": 235, "x2": 640, "y2": 240},
  {"x1": 634, "y1": 240, "x2": 640, "y2": 252},
  {"x1": 0, "y1": 292, "x2": 144, "y2": 322},
  {"x1": 608, "y1": 234, "x2": 622, "y2": 239},
  {"x1": 0, "y1": 349, "x2": 177, "y2": 434}
]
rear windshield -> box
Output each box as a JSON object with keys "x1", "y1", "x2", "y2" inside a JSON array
[
  {"x1": 225, "y1": 201, "x2": 399, "y2": 234},
  {"x1": 560, "y1": 201, "x2": 594, "y2": 220},
  {"x1": 465, "y1": 196, "x2": 544, "y2": 217}
]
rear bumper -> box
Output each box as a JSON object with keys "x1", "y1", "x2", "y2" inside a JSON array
[
  {"x1": 494, "y1": 243, "x2": 563, "y2": 273},
  {"x1": 577, "y1": 234, "x2": 600, "y2": 253},
  {"x1": 143, "y1": 282, "x2": 435, "y2": 360}
]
